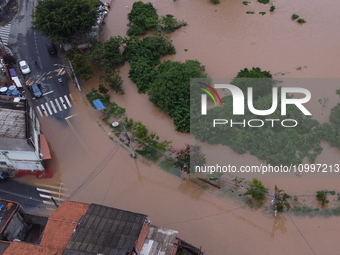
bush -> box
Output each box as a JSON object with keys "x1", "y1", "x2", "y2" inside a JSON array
[
  {"x1": 316, "y1": 191, "x2": 329, "y2": 206},
  {"x1": 292, "y1": 14, "x2": 299, "y2": 20},
  {"x1": 258, "y1": 0, "x2": 269, "y2": 4},
  {"x1": 242, "y1": 1, "x2": 249, "y2": 5},
  {"x1": 297, "y1": 18, "x2": 306, "y2": 23},
  {"x1": 243, "y1": 178, "x2": 269, "y2": 200},
  {"x1": 259, "y1": 12, "x2": 266, "y2": 15},
  {"x1": 270, "y1": 5, "x2": 275, "y2": 11},
  {"x1": 246, "y1": 11, "x2": 255, "y2": 14},
  {"x1": 211, "y1": 0, "x2": 220, "y2": 4},
  {"x1": 157, "y1": 14, "x2": 187, "y2": 33}
]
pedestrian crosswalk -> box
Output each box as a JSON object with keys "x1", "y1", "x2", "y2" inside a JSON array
[
  {"x1": 36, "y1": 184, "x2": 69, "y2": 206},
  {"x1": 0, "y1": 23, "x2": 11, "y2": 45},
  {"x1": 36, "y1": 95, "x2": 72, "y2": 117}
]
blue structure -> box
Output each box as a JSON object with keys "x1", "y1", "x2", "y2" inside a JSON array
[{"x1": 93, "y1": 99, "x2": 105, "y2": 111}]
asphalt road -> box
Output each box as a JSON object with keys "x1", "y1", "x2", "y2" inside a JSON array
[
  {"x1": 0, "y1": 179, "x2": 57, "y2": 214},
  {"x1": 8, "y1": 0, "x2": 73, "y2": 121}
]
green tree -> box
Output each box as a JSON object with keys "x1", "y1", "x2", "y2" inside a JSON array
[
  {"x1": 243, "y1": 178, "x2": 269, "y2": 200},
  {"x1": 127, "y1": 1, "x2": 159, "y2": 36},
  {"x1": 33, "y1": 0, "x2": 99, "y2": 43},
  {"x1": 148, "y1": 60, "x2": 207, "y2": 132},
  {"x1": 71, "y1": 54, "x2": 94, "y2": 81},
  {"x1": 98, "y1": 84, "x2": 108, "y2": 94},
  {"x1": 87, "y1": 36, "x2": 125, "y2": 71},
  {"x1": 172, "y1": 144, "x2": 207, "y2": 175},
  {"x1": 274, "y1": 185, "x2": 291, "y2": 212},
  {"x1": 99, "y1": 70, "x2": 124, "y2": 95}
]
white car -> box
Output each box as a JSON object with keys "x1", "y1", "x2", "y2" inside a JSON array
[{"x1": 19, "y1": 60, "x2": 31, "y2": 74}]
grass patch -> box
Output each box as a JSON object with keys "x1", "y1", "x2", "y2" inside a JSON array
[
  {"x1": 159, "y1": 160, "x2": 181, "y2": 177},
  {"x1": 292, "y1": 13, "x2": 299, "y2": 20},
  {"x1": 135, "y1": 149, "x2": 160, "y2": 163}
]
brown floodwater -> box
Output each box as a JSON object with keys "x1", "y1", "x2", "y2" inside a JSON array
[{"x1": 17, "y1": 0, "x2": 340, "y2": 254}]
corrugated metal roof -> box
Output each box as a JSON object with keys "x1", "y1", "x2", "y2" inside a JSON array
[{"x1": 63, "y1": 204, "x2": 147, "y2": 255}]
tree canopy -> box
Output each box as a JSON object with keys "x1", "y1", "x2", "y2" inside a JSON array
[{"x1": 33, "y1": 0, "x2": 99, "y2": 43}]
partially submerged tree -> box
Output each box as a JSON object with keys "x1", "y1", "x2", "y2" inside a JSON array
[
  {"x1": 172, "y1": 144, "x2": 206, "y2": 175},
  {"x1": 243, "y1": 178, "x2": 269, "y2": 200},
  {"x1": 33, "y1": 0, "x2": 99, "y2": 43},
  {"x1": 71, "y1": 54, "x2": 94, "y2": 81},
  {"x1": 274, "y1": 185, "x2": 291, "y2": 212}
]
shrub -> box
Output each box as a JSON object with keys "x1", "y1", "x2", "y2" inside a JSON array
[
  {"x1": 242, "y1": 1, "x2": 250, "y2": 5},
  {"x1": 292, "y1": 13, "x2": 299, "y2": 20},
  {"x1": 270, "y1": 5, "x2": 275, "y2": 11},
  {"x1": 243, "y1": 178, "x2": 269, "y2": 200},
  {"x1": 316, "y1": 191, "x2": 329, "y2": 206},
  {"x1": 157, "y1": 14, "x2": 187, "y2": 33},
  {"x1": 297, "y1": 18, "x2": 306, "y2": 23},
  {"x1": 258, "y1": 0, "x2": 269, "y2": 4},
  {"x1": 211, "y1": 0, "x2": 220, "y2": 4},
  {"x1": 246, "y1": 11, "x2": 255, "y2": 14},
  {"x1": 259, "y1": 12, "x2": 266, "y2": 15}
]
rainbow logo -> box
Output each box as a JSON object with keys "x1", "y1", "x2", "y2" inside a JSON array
[{"x1": 197, "y1": 82, "x2": 223, "y2": 106}]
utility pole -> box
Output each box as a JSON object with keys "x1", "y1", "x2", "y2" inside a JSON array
[
  {"x1": 123, "y1": 125, "x2": 136, "y2": 158},
  {"x1": 272, "y1": 185, "x2": 278, "y2": 217}
]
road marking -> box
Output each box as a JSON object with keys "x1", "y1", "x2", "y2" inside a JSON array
[
  {"x1": 35, "y1": 183, "x2": 68, "y2": 191},
  {"x1": 40, "y1": 104, "x2": 48, "y2": 117},
  {"x1": 65, "y1": 113, "x2": 79, "y2": 120},
  {"x1": 37, "y1": 188, "x2": 69, "y2": 197},
  {"x1": 64, "y1": 95, "x2": 72, "y2": 107},
  {"x1": 39, "y1": 194, "x2": 65, "y2": 201},
  {"x1": 43, "y1": 90, "x2": 54, "y2": 96},
  {"x1": 69, "y1": 93, "x2": 76, "y2": 105},
  {"x1": 55, "y1": 98, "x2": 62, "y2": 111},
  {"x1": 59, "y1": 96, "x2": 67, "y2": 109},
  {"x1": 45, "y1": 103, "x2": 52, "y2": 115},
  {"x1": 0, "y1": 24, "x2": 11, "y2": 45},
  {"x1": 42, "y1": 200, "x2": 54, "y2": 205},
  {"x1": 50, "y1": 101, "x2": 57, "y2": 113},
  {"x1": 36, "y1": 106, "x2": 43, "y2": 117}
]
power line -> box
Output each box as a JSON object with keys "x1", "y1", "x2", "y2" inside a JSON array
[{"x1": 286, "y1": 212, "x2": 317, "y2": 255}]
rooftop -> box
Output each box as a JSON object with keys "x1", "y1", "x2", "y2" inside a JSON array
[
  {"x1": 2, "y1": 241, "x2": 59, "y2": 255},
  {"x1": 0, "y1": 199, "x2": 20, "y2": 236},
  {"x1": 141, "y1": 225, "x2": 178, "y2": 255},
  {"x1": 63, "y1": 203, "x2": 148, "y2": 255},
  {"x1": 0, "y1": 96, "x2": 32, "y2": 151},
  {"x1": 39, "y1": 201, "x2": 90, "y2": 254}
]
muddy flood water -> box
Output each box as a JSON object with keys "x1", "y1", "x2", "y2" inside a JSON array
[{"x1": 18, "y1": 0, "x2": 340, "y2": 254}]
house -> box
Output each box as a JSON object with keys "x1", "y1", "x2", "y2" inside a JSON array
[
  {"x1": 1, "y1": 201, "x2": 205, "y2": 255},
  {"x1": 0, "y1": 96, "x2": 52, "y2": 178}
]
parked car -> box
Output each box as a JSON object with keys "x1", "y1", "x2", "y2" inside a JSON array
[
  {"x1": 30, "y1": 83, "x2": 42, "y2": 98},
  {"x1": 46, "y1": 42, "x2": 57, "y2": 55},
  {"x1": 19, "y1": 60, "x2": 31, "y2": 74},
  {"x1": 0, "y1": 171, "x2": 9, "y2": 182}
]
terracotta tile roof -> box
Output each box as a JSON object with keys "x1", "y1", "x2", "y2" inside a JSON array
[
  {"x1": 2, "y1": 242, "x2": 59, "y2": 255},
  {"x1": 40, "y1": 201, "x2": 90, "y2": 252}
]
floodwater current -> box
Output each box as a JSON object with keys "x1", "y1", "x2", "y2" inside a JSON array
[{"x1": 17, "y1": 0, "x2": 340, "y2": 254}]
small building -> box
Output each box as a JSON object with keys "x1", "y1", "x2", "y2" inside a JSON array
[
  {"x1": 0, "y1": 96, "x2": 51, "y2": 178},
  {"x1": 0, "y1": 199, "x2": 31, "y2": 243}
]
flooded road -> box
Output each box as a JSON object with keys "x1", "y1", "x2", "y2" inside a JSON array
[{"x1": 16, "y1": 0, "x2": 340, "y2": 254}]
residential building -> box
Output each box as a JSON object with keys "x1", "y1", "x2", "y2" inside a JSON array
[{"x1": 1, "y1": 201, "x2": 204, "y2": 255}]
